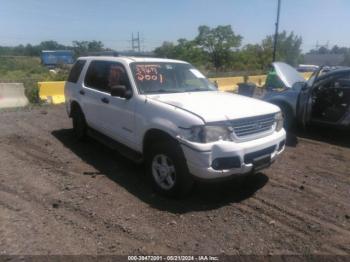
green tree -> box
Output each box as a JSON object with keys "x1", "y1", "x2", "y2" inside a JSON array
[
  {"x1": 154, "y1": 41, "x2": 176, "y2": 58},
  {"x1": 235, "y1": 44, "x2": 269, "y2": 71},
  {"x1": 72, "y1": 40, "x2": 104, "y2": 56},
  {"x1": 38, "y1": 40, "x2": 66, "y2": 50},
  {"x1": 174, "y1": 39, "x2": 207, "y2": 67},
  {"x1": 195, "y1": 25, "x2": 242, "y2": 71},
  {"x1": 154, "y1": 39, "x2": 207, "y2": 67},
  {"x1": 261, "y1": 31, "x2": 302, "y2": 67}
]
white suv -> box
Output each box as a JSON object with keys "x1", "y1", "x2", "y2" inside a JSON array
[{"x1": 65, "y1": 56, "x2": 286, "y2": 197}]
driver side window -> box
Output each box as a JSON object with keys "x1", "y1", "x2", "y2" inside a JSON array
[
  {"x1": 85, "y1": 60, "x2": 131, "y2": 94},
  {"x1": 107, "y1": 63, "x2": 131, "y2": 90}
]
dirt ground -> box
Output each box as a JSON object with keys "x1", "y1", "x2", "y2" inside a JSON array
[{"x1": 0, "y1": 104, "x2": 349, "y2": 255}]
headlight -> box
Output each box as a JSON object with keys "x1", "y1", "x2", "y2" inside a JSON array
[
  {"x1": 205, "y1": 125, "x2": 232, "y2": 142},
  {"x1": 181, "y1": 125, "x2": 233, "y2": 143},
  {"x1": 275, "y1": 112, "x2": 284, "y2": 132},
  {"x1": 183, "y1": 126, "x2": 205, "y2": 143}
]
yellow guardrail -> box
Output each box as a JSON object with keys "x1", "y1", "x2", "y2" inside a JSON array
[
  {"x1": 209, "y1": 75, "x2": 267, "y2": 91},
  {"x1": 210, "y1": 72, "x2": 311, "y2": 91},
  {"x1": 302, "y1": 72, "x2": 313, "y2": 80},
  {"x1": 38, "y1": 81, "x2": 66, "y2": 104},
  {"x1": 37, "y1": 72, "x2": 313, "y2": 103}
]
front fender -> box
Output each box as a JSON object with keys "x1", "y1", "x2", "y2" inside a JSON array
[
  {"x1": 263, "y1": 91, "x2": 297, "y2": 117},
  {"x1": 146, "y1": 117, "x2": 180, "y2": 138},
  {"x1": 134, "y1": 97, "x2": 205, "y2": 151}
]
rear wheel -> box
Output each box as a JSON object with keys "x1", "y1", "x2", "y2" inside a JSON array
[
  {"x1": 146, "y1": 140, "x2": 194, "y2": 197},
  {"x1": 72, "y1": 106, "x2": 87, "y2": 140}
]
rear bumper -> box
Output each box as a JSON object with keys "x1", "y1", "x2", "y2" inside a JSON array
[{"x1": 179, "y1": 129, "x2": 286, "y2": 180}]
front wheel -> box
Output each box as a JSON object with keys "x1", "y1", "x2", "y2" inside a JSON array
[{"x1": 146, "y1": 141, "x2": 194, "y2": 197}]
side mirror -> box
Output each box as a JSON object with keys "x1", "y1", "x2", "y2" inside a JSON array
[{"x1": 111, "y1": 85, "x2": 132, "y2": 99}]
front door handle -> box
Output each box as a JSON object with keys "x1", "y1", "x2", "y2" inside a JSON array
[
  {"x1": 79, "y1": 90, "x2": 85, "y2": 95},
  {"x1": 101, "y1": 97, "x2": 109, "y2": 104}
]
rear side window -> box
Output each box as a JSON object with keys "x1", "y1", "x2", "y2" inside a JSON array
[{"x1": 67, "y1": 60, "x2": 86, "y2": 83}]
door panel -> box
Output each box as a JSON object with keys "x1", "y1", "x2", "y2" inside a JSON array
[
  {"x1": 310, "y1": 72, "x2": 350, "y2": 124},
  {"x1": 82, "y1": 60, "x2": 136, "y2": 149},
  {"x1": 81, "y1": 86, "x2": 111, "y2": 133},
  {"x1": 102, "y1": 96, "x2": 136, "y2": 150},
  {"x1": 81, "y1": 60, "x2": 112, "y2": 133},
  {"x1": 296, "y1": 84, "x2": 312, "y2": 127},
  {"x1": 102, "y1": 62, "x2": 136, "y2": 149}
]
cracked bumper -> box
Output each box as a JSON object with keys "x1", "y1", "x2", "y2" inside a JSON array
[{"x1": 179, "y1": 130, "x2": 286, "y2": 179}]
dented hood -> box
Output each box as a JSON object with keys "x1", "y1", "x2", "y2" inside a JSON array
[
  {"x1": 147, "y1": 91, "x2": 280, "y2": 123},
  {"x1": 273, "y1": 62, "x2": 305, "y2": 88}
]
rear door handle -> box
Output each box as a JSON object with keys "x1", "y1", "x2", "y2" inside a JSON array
[
  {"x1": 101, "y1": 97, "x2": 109, "y2": 104},
  {"x1": 79, "y1": 90, "x2": 85, "y2": 95}
]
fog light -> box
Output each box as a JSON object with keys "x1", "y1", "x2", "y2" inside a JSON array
[
  {"x1": 211, "y1": 156, "x2": 241, "y2": 170},
  {"x1": 212, "y1": 159, "x2": 220, "y2": 170}
]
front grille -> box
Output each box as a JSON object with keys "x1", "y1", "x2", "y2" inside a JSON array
[{"x1": 231, "y1": 114, "x2": 275, "y2": 138}]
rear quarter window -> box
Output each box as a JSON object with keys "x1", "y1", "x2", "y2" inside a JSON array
[{"x1": 67, "y1": 60, "x2": 86, "y2": 83}]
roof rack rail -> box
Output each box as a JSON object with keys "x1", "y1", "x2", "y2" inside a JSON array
[
  {"x1": 85, "y1": 50, "x2": 156, "y2": 58},
  {"x1": 87, "y1": 51, "x2": 119, "y2": 57},
  {"x1": 118, "y1": 51, "x2": 155, "y2": 57}
]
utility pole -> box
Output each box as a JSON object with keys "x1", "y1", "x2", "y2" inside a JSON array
[
  {"x1": 272, "y1": 0, "x2": 281, "y2": 62},
  {"x1": 131, "y1": 32, "x2": 141, "y2": 52}
]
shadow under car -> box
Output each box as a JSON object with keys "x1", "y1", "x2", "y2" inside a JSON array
[{"x1": 52, "y1": 128, "x2": 269, "y2": 214}]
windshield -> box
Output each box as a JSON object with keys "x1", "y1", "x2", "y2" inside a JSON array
[{"x1": 130, "y1": 62, "x2": 217, "y2": 94}]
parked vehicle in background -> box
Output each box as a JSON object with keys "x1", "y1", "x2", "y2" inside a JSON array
[
  {"x1": 297, "y1": 64, "x2": 319, "y2": 73},
  {"x1": 41, "y1": 50, "x2": 74, "y2": 67},
  {"x1": 263, "y1": 62, "x2": 350, "y2": 130},
  {"x1": 65, "y1": 56, "x2": 286, "y2": 197}
]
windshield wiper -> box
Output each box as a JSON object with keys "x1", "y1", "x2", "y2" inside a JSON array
[{"x1": 186, "y1": 88, "x2": 211, "y2": 92}]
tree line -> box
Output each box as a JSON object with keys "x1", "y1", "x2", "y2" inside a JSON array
[
  {"x1": 1, "y1": 25, "x2": 350, "y2": 72},
  {"x1": 0, "y1": 40, "x2": 107, "y2": 58},
  {"x1": 154, "y1": 25, "x2": 303, "y2": 72},
  {"x1": 155, "y1": 25, "x2": 350, "y2": 72}
]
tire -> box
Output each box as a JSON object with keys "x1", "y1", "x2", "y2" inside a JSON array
[
  {"x1": 72, "y1": 106, "x2": 87, "y2": 140},
  {"x1": 146, "y1": 140, "x2": 194, "y2": 198}
]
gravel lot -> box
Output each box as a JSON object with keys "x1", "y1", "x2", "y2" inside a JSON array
[{"x1": 0, "y1": 105, "x2": 349, "y2": 255}]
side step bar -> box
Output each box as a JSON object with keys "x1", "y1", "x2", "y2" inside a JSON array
[{"x1": 87, "y1": 128, "x2": 143, "y2": 164}]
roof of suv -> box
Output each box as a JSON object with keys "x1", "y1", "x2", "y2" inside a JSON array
[{"x1": 78, "y1": 56, "x2": 188, "y2": 64}]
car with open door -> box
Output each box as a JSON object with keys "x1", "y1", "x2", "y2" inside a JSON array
[
  {"x1": 297, "y1": 66, "x2": 350, "y2": 128},
  {"x1": 263, "y1": 62, "x2": 350, "y2": 130}
]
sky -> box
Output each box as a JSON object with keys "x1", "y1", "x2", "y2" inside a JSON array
[{"x1": 0, "y1": 0, "x2": 349, "y2": 52}]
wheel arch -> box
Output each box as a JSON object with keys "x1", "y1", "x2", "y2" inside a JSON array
[
  {"x1": 69, "y1": 100, "x2": 82, "y2": 118},
  {"x1": 142, "y1": 128, "x2": 179, "y2": 155},
  {"x1": 269, "y1": 98, "x2": 295, "y2": 118},
  {"x1": 269, "y1": 98, "x2": 296, "y2": 130}
]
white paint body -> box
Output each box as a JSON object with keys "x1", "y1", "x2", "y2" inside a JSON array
[{"x1": 65, "y1": 56, "x2": 286, "y2": 179}]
